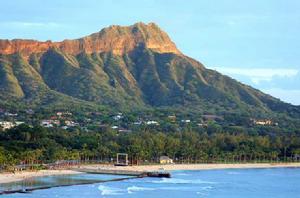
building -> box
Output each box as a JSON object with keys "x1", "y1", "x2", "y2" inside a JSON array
[
  {"x1": 118, "y1": 129, "x2": 132, "y2": 133},
  {"x1": 0, "y1": 121, "x2": 24, "y2": 130},
  {"x1": 64, "y1": 120, "x2": 79, "y2": 127},
  {"x1": 40, "y1": 120, "x2": 60, "y2": 128},
  {"x1": 252, "y1": 119, "x2": 273, "y2": 126},
  {"x1": 181, "y1": 119, "x2": 191, "y2": 123},
  {"x1": 0, "y1": 121, "x2": 15, "y2": 130},
  {"x1": 41, "y1": 120, "x2": 53, "y2": 128},
  {"x1": 133, "y1": 121, "x2": 142, "y2": 125},
  {"x1": 198, "y1": 123, "x2": 208, "y2": 127},
  {"x1": 159, "y1": 156, "x2": 173, "y2": 164},
  {"x1": 168, "y1": 115, "x2": 176, "y2": 122},
  {"x1": 4, "y1": 112, "x2": 18, "y2": 117},
  {"x1": 113, "y1": 113, "x2": 123, "y2": 121},
  {"x1": 111, "y1": 125, "x2": 118, "y2": 129},
  {"x1": 56, "y1": 111, "x2": 73, "y2": 117},
  {"x1": 146, "y1": 121, "x2": 159, "y2": 125}
]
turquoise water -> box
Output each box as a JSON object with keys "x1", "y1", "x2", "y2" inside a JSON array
[
  {"x1": 0, "y1": 174, "x2": 129, "y2": 193},
  {"x1": 1, "y1": 168, "x2": 300, "y2": 198}
]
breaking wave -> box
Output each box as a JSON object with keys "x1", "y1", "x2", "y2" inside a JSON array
[
  {"x1": 152, "y1": 178, "x2": 217, "y2": 184},
  {"x1": 99, "y1": 185, "x2": 156, "y2": 195},
  {"x1": 98, "y1": 185, "x2": 124, "y2": 195},
  {"x1": 227, "y1": 171, "x2": 241, "y2": 175},
  {"x1": 127, "y1": 186, "x2": 155, "y2": 193}
]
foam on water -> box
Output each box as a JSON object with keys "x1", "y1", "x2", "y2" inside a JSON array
[
  {"x1": 99, "y1": 185, "x2": 157, "y2": 195},
  {"x1": 160, "y1": 186, "x2": 191, "y2": 190},
  {"x1": 227, "y1": 171, "x2": 241, "y2": 175},
  {"x1": 127, "y1": 186, "x2": 155, "y2": 194},
  {"x1": 175, "y1": 173, "x2": 190, "y2": 176},
  {"x1": 152, "y1": 178, "x2": 217, "y2": 184},
  {"x1": 3, "y1": 168, "x2": 300, "y2": 198},
  {"x1": 200, "y1": 186, "x2": 213, "y2": 190},
  {"x1": 196, "y1": 186, "x2": 214, "y2": 196},
  {"x1": 98, "y1": 185, "x2": 124, "y2": 195}
]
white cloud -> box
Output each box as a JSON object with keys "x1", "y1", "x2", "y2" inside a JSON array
[
  {"x1": 263, "y1": 88, "x2": 300, "y2": 105},
  {"x1": 0, "y1": 21, "x2": 60, "y2": 28},
  {"x1": 210, "y1": 67, "x2": 299, "y2": 84},
  {"x1": 208, "y1": 67, "x2": 300, "y2": 105}
]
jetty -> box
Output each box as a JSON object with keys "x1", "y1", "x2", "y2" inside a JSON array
[
  {"x1": 0, "y1": 167, "x2": 171, "y2": 195},
  {"x1": 73, "y1": 168, "x2": 143, "y2": 176},
  {"x1": 73, "y1": 168, "x2": 171, "y2": 178},
  {"x1": 0, "y1": 176, "x2": 137, "y2": 195}
]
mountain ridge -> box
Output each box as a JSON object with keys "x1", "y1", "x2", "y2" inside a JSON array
[
  {"x1": 0, "y1": 22, "x2": 180, "y2": 57},
  {"x1": 0, "y1": 22, "x2": 299, "y2": 120}
]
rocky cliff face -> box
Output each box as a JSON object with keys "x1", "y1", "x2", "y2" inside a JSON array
[
  {"x1": 0, "y1": 22, "x2": 180, "y2": 57},
  {"x1": 0, "y1": 22, "x2": 299, "y2": 118}
]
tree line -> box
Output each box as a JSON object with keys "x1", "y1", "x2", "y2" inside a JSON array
[{"x1": 0, "y1": 124, "x2": 300, "y2": 170}]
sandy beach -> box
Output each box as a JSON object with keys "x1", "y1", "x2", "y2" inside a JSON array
[
  {"x1": 80, "y1": 162, "x2": 300, "y2": 172},
  {"x1": 0, "y1": 170, "x2": 81, "y2": 184},
  {"x1": 1, "y1": 163, "x2": 300, "y2": 184}
]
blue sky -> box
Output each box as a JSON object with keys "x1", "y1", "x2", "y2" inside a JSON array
[{"x1": 1, "y1": 0, "x2": 299, "y2": 105}]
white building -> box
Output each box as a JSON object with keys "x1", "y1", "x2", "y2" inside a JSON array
[
  {"x1": 40, "y1": 120, "x2": 53, "y2": 128},
  {"x1": 0, "y1": 121, "x2": 24, "y2": 130},
  {"x1": 113, "y1": 113, "x2": 123, "y2": 121},
  {"x1": 146, "y1": 121, "x2": 159, "y2": 125},
  {"x1": 40, "y1": 120, "x2": 60, "y2": 128}
]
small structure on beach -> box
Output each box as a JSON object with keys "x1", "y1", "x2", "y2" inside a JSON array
[
  {"x1": 159, "y1": 156, "x2": 173, "y2": 164},
  {"x1": 115, "y1": 153, "x2": 128, "y2": 166}
]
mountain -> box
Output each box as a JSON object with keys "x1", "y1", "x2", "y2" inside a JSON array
[{"x1": 0, "y1": 22, "x2": 299, "y2": 118}]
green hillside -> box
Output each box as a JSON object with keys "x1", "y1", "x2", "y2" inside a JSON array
[{"x1": 0, "y1": 22, "x2": 299, "y2": 120}]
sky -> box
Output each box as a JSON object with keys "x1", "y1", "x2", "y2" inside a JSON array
[{"x1": 0, "y1": 0, "x2": 299, "y2": 105}]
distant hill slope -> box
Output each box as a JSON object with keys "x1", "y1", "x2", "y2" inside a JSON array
[{"x1": 0, "y1": 22, "x2": 299, "y2": 118}]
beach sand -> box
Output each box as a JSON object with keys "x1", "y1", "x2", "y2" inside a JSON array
[
  {"x1": 1, "y1": 163, "x2": 300, "y2": 184},
  {"x1": 80, "y1": 162, "x2": 300, "y2": 172},
  {"x1": 0, "y1": 170, "x2": 81, "y2": 184}
]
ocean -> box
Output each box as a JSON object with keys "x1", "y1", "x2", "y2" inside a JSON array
[{"x1": 1, "y1": 168, "x2": 300, "y2": 198}]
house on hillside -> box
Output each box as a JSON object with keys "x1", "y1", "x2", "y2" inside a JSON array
[
  {"x1": 133, "y1": 121, "x2": 142, "y2": 125},
  {"x1": 0, "y1": 121, "x2": 24, "y2": 130},
  {"x1": 113, "y1": 113, "x2": 123, "y2": 121},
  {"x1": 168, "y1": 115, "x2": 176, "y2": 122},
  {"x1": 146, "y1": 120, "x2": 159, "y2": 125},
  {"x1": 251, "y1": 119, "x2": 275, "y2": 126},
  {"x1": 0, "y1": 121, "x2": 15, "y2": 130},
  {"x1": 118, "y1": 128, "x2": 132, "y2": 133},
  {"x1": 181, "y1": 119, "x2": 191, "y2": 123},
  {"x1": 41, "y1": 119, "x2": 60, "y2": 128},
  {"x1": 159, "y1": 156, "x2": 173, "y2": 164},
  {"x1": 4, "y1": 112, "x2": 18, "y2": 117},
  {"x1": 41, "y1": 120, "x2": 53, "y2": 128},
  {"x1": 65, "y1": 120, "x2": 79, "y2": 127},
  {"x1": 57, "y1": 111, "x2": 73, "y2": 118}
]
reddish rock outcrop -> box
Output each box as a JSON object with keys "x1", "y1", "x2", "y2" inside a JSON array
[{"x1": 0, "y1": 22, "x2": 181, "y2": 57}]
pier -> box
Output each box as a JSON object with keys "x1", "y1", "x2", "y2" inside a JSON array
[
  {"x1": 0, "y1": 176, "x2": 138, "y2": 195},
  {"x1": 73, "y1": 168, "x2": 144, "y2": 176},
  {"x1": 0, "y1": 168, "x2": 171, "y2": 195},
  {"x1": 73, "y1": 168, "x2": 171, "y2": 178}
]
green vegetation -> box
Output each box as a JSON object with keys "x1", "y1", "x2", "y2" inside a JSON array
[
  {"x1": 1, "y1": 22, "x2": 300, "y2": 172},
  {"x1": 0, "y1": 45, "x2": 300, "y2": 120},
  {"x1": 0, "y1": 123, "x2": 300, "y2": 170}
]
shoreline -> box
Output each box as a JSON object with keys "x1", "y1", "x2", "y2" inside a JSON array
[
  {"x1": 0, "y1": 170, "x2": 81, "y2": 184},
  {"x1": 78, "y1": 162, "x2": 300, "y2": 173},
  {"x1": 1, "y1": 163, "x2": 300, "y2": 185}
]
